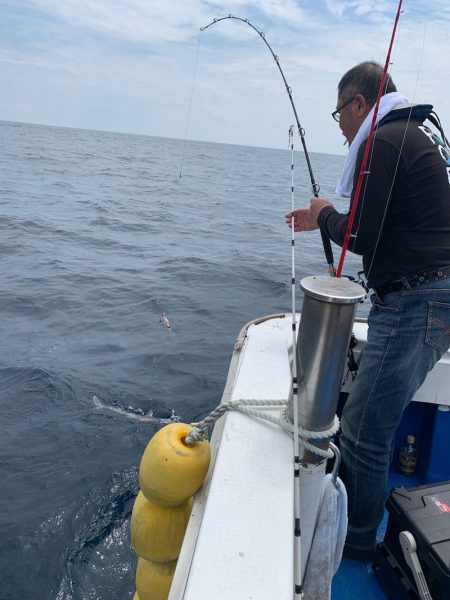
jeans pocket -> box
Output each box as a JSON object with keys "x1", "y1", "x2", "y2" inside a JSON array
[
  {"x1": 369, "y1": 293, "x2": 399, "y2": 316},
  {"x1": 425, "y1": 301, "x2": 450, "y2": 352}
]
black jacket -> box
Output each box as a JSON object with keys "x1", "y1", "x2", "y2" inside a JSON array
[{"x1": 318, "y1": 111, "x2": 450, "y2": 288}]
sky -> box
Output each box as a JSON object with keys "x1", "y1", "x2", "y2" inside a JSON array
[{"x1": 1, "y1": 0, "x2": 449, "y2": 155}]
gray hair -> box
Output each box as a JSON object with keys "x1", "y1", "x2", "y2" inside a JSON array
[{"x1": 338, "y1": 61, "x2": 397, "y2": 106}]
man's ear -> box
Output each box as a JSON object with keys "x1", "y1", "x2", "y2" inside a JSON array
[{"x1": 354, "y1": 93, "x2": 370, "y2": 117}]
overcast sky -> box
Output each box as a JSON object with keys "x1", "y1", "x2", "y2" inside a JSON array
[{"x1": 1, "y1": 1, "x2": 449, "y2": 155}]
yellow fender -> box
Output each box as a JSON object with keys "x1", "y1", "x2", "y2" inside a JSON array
[
  {"x1": 136, "y1": 557, "x2": 177, "y2": 600},
  {"x1": 139, "y1": 423, "x2": 210, "y2": 507},
  {"x1": 131, "y1": 491, "x2": 193, "y2": 562}
]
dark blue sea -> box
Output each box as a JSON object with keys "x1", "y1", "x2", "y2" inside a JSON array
[{"x1": 0, "y1": 120, "x2": 368, "y2": 599}]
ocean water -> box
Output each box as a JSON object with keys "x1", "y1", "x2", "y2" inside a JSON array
[{"x1": 0, "y1": 120, "x2": 368, "y2": 599}]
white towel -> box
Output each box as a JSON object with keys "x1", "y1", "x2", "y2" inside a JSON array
[
  {"x1": 302, "y1": 475, "x2": 348, "y2": 600},
  {"x1": 335, "y1": 91, "x2": 409, "y2": 198}
]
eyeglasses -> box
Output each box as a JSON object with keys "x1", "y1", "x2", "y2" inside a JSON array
[{"x1": 331, "y1": 96, "x2": 356, "y2": 122}]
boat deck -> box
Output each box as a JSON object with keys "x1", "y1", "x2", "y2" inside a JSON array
[
  {"x1": 333, "y1": 470, "x2": 419, "y2": 599},
  {"x1": 170, "y1": 314, "x2": 449, "y2": 600}
]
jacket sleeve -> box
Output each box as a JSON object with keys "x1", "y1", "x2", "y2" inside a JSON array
[{"x1": 317, "y1": 137, "x2": 400, "y2": 255}]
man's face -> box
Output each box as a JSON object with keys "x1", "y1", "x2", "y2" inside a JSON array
[
  {"x1": 336, "y1": 93, "x2": 370, "y2": 146},
  {"x1": 336, "y1": 95, "x2": 358, "y2": 145}
]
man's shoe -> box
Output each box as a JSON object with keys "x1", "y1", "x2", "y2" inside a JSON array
[{"x1": 342, "y1": 543, "x2": 375, "y2": 562}]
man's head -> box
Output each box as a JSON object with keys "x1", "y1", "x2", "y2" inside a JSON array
[{"x1": 334, "y1": 61, "x2": 397, "y2": 145}]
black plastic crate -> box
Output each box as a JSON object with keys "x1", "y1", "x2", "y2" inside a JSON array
[
  {"x1": 373, "y1": 542, "x2": 419, "y2": 600},
  {"x1": 380, "y1": 481, "x2": 450, "y2": 599}
]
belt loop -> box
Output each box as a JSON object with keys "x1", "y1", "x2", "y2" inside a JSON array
[{"x1": 400, "y1": 276, "x2": 412, "y2": 290}]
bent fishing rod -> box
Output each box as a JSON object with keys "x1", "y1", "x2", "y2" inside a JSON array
[
  {"x1": 200, "y1": 15, "x2": 336, "y2": 276},
  {"x1": 336, "y1": 0, "x2": 404, "y2": 277}
]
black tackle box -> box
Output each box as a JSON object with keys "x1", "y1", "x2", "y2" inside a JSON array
[{"x1": 373, "y1": 481, "x2": 450, "y2": 599}]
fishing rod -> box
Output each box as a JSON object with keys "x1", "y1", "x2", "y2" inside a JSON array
[
  {"x1": 336, "y1": 0, "x2": 404, "y2": 277},
  {"x1": 200, "y1": 15, "x2": 336, "y2": 276},
  {"x1": 289, "y1": 125, "x2": 304, "y2": 599}
]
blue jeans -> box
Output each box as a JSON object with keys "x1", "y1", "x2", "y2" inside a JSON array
[{"x1": 340, "y1": 278, "x2": 450, "y2": 551}]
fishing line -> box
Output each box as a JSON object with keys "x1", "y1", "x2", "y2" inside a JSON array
[
  {"x1": 352, "y1": 11, "x2": 405, "y2": 238},
  {"x1": 364, "y1": 20, "x2": 428, "y2": 283},
  {"x1": 336, "y1": 0, "x2": 404, "y2": 277},
  {"x1": 201, "y1": 16, "x2": 318, "y2": 192},
  {"x1": 191, "y1": 14, "x2": 335, "y2": 274},
  {"x1": 179, "y1": 30, "x2": 202, "y2": 180},
  {"x1": 289, "y1": 125, "x2": 304, "y2": 599}
]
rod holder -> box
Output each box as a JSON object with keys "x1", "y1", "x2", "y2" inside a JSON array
[{"x1": 288, "y1": 276, "x2": 365, "y2": 461}]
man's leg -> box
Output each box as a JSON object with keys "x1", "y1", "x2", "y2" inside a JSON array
[{"x1": 340, "y1": 283, "x2": 450, "y2": 557}]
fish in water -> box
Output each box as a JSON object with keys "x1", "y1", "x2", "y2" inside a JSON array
[
  {"x1": 93, "y1": 395, "x2": 156, "y2": 421},
  {"x1": 93, "y1": 395, "x2": 180, "y2": 424},
  {"x1": 160, "y1": 312, "x2": 172, "y2": 332}
]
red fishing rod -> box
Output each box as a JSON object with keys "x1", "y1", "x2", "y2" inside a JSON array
[{"x1": 336, "y1": 0, "x2": 404, "y2": 278}]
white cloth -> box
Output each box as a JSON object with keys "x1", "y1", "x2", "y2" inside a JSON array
[
  {"x1": 335, "y1": 91, "x2": 409, "y2": 198},
  {"x1": 302, "y1": 474, "x2": 348, "y2": 600}
]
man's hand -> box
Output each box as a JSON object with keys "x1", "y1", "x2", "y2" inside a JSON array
[{"x1": 285, "y1": 197, "x2": 333, "y2": 232}]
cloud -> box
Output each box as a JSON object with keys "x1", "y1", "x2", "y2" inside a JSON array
[
  {"x1": 324, "y1": 0, "x2": 394, "y2": 20},
  {"x1": 1, "y1": 1, "x2": 449, "y2": 154},
  {"x1": 0, "y1": 49, "x2": 76, "y2": 74},
  {"x1": 28, "y1": 0, "x2": 308, "y2": 46},
  {"x1": 31, "y1": 0, "x2": 210, "y2": 45},
  {"x1": 324, "y1": 0, "x2": 353, "y2": 17}
]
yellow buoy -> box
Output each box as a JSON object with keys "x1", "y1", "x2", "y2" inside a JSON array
[
  {"x1": 136, "y1": 557, "x2": 177, "y2": 600},
  {"x1": 131, "y1": 491, "x2": 193, "y2": 562},
  {"x1": 139, "y1": 423, "x2": 210, "y2": 507}
]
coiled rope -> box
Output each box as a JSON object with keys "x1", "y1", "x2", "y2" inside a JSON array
[{"x1": 186, "y1": 398, "x2": 339, "y2": 459}]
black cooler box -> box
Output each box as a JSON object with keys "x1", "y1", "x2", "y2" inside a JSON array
[{"x1": 373, "y1": 481, "x2": 450, "y2": 599}]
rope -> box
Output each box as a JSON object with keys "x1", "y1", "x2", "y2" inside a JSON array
[
  {"x1": 279, "y1": 408, "x2": 339, "y2": 459},
  {"x1": 187, "y1": 399, "x2": 285, "y2": 441},
  {"x1": 186, "y1": 398, "x2": 339, "y2": 459}
]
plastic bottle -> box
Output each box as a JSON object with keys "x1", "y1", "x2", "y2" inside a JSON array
[{"x1": 397, "y1": 434, "x2": 417, "y2": 475}]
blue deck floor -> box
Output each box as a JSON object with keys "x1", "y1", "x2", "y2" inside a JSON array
[{"x1": 331, "y1": 470, "x2": 420, "y2": 600}]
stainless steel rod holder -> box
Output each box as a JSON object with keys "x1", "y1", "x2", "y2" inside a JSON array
[{"x1": 288, "y1": 276, "x2": 366, "y2": 460}]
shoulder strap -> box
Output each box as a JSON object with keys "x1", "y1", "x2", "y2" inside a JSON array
[
  {"x1": 427, "y1": 111, "x2": 450, "y2": 147},
  {"x1": 378, "y1": 103, "x2": 434, "y2": 127},
  {"x1": 377, "y1": 103, "x2": 449, "y2": 146},
  {"x1": 379, "y1": 103, "x2": 450, "y2": 161}
]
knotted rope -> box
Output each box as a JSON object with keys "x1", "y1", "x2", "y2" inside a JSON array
[{"x1": 186, "y1": 398, "x2": 339, "y2": 459}]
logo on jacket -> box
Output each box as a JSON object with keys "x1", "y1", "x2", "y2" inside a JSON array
[{"x1": 418, "y1": 125, "x2": 450, "y2": 183}]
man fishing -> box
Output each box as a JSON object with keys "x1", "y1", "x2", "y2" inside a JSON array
[{"x1": 286, "y1": 61, "x2": 450, "y2": 560}]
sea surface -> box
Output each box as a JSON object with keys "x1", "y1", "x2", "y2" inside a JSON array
[{"x1": 0, "y1": 120, "x2": 368, "y2": 599}]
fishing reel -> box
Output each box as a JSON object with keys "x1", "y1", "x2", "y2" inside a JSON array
[{"x1": 342, "y1": 270, "x2": 369, "y2": 295}]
